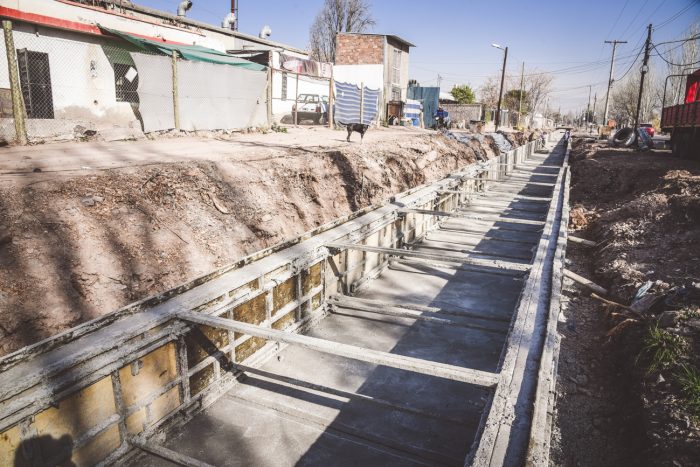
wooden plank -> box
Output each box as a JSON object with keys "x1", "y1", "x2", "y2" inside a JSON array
[
  {"x1": 563, "y1": 269, "x2": 609, "y2": 296},
  {"x1": 427, "y1": 229, "x2": 537, "y2": 246},
  {"x1": 508, "y1": 171, "x2": 558, "y2": 178},
  {"x1": 459, "y1": 177, "x2": 556, "y2": 187},
  {"x1": 493, "y1": 164, "x2": 561, "y2": 170},
  {"x1": 132, "y1": 439, "x2": 214, "y2": 467},
  {"x1": 325, "y1": 242, "x2": 531, "y2": 272},
  {"x1": 235, "y1": 363, "x2": 475, "y2": 425},
  {"x1": 399, "y1": 208, "x2": 546, "y2": 226},
  {"x1": 465, "y1": 202, "x2": 547, "y2": 215},
  {"x1": 329, "y1": 295, "x2": 508, "y2": 333},
  {"x1": 178, "y1": 312, "x2": 500, "y2": 388},
  {"x1": 329, "y1": 294, "x2": 513, "y2": 323},
  {"x1": 477, "y1": 194, "x2": 552, "y2": 203},
  {"x1": 438, "y1": 190, "x2": 479, "y2": 195},
  {"x1": 568, "y1": 235, "x2": 597, "y2": 247}
]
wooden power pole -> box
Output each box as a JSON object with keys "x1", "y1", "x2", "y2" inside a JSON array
[
  {"x1": 603, "y1": 39, "x2": 627, "y2": 125},
  {"x1": 634, "y1": 24, "x2": 653, "y2": 134},
  {"x1": 517, "y1": 61, "x2": 525, "y2": 128}
]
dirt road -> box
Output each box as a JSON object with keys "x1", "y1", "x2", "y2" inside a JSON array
[{"x1": 0, "y1": 126, "x2": 431, "y2": 187}]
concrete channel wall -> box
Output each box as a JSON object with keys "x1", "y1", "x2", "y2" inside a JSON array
[{"x1": 0, "y1": 138, "x2": 547, "y2": 466}]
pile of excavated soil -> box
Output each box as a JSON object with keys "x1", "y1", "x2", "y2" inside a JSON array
[
  {"x1": 570, "y1": 140, "x2": 700, "y2": 300},
  {"x1": 0, "y1": 132, "x2": 506, "y2": 356},
  {"x1": 551, "y1": 138, "x2": 700, "y2": 466}
]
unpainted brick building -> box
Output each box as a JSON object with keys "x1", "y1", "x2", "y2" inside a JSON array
[{"x1": 334, "y1": 33, "x2": 414, "y2": 122}]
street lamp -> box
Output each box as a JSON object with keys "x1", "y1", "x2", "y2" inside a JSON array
[{"x1": 492, "y1": 43, "x2": 508, "y2": 131}]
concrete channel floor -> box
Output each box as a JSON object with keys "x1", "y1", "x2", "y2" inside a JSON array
[{"x1": 134, "y1": 146, "x2": 565, "y2": 467}]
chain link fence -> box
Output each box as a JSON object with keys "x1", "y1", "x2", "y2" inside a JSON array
[{"x1": 0, "y1": 20, "x2": 270, "y2": 144}]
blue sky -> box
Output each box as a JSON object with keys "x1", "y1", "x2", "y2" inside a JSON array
[{"x1": 140, "y1": 0, "x2": 699, "y2": 113}]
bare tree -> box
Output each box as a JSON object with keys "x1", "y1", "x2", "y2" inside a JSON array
[
  {"x1": 478, "y1": 75, "x2": 501, "y2": 108},
  {"x1": 309, "y1": 0, "x2": 375, "y2": 63},
  {"x1": 479, "y1": 70, "x2": 552, "y2": 116},
  {"x1": 525, "y1": 71, "x2": 554, "y2": 115},
  {"x1": 661, "y1": 24, "x2": 699, "y2": 107},
  {"x1": 610, "y1": 65, "x2": 661, "y2": 125}
]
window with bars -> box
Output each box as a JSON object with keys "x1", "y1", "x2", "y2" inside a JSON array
[
  {"x1": 16, "y1": 49, "x2": 54, "y2": 119},
  {"x1": 114, "y1": 63, "x2": 139, "y2": 104}
]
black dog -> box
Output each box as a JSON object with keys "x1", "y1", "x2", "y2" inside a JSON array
[{"x1": 345, "y1": 123, "x2": 369, "y2": 142}]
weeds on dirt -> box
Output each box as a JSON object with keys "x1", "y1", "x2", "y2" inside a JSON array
[
  {"x1": 682, "y1": 309, "x2": 700, "y2": 321},
  {"x1": 677, "y1": 365, "x2": 700, "y2": 416},
  {"x1": 271, "y1": 124, "x2": 288, "y2": 133},
  {"x1": 638, "y1": 326, "x2": 687, "y2": 375}
]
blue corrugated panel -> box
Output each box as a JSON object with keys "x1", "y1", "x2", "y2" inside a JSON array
[
  {"x1": 404, "y1": 99, "x2": 422, "y2": 119},
  {"x1": 334, "y1": 81, "x2": 380, "y2": 125},
  {"x1": 407, "y1": 86, "x2": 439, "y2": 128}
]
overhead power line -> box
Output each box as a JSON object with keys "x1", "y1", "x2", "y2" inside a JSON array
[
  {"x1": 655, "y1": 1, "x2": 698, "y2": 30},
  {"x1": 654, "y1": 33, "x2": 700, "y2": 46},
  {"x1": 651, "y1": 43, "x2": 700, "y2": 67},
  {"x1": 613, "y1": 44, "x2": 644, "y2": 82}
]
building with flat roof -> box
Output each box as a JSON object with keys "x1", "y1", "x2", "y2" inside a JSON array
[{"x1": 333, "y1": 32, "x2": 415, "y2": 122}]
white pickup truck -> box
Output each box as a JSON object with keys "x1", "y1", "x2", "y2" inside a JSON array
[{"x1": 292, "y1": 94, "x2": 329, "y2": 124}]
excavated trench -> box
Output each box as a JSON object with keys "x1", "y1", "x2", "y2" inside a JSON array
[{"x1": 0, "y1": 134, "x2": 568, "y2": 467}]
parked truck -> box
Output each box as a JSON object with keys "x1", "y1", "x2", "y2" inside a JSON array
[{"x1": 661, "y1": 69, "x2": 699, "y2": 158}]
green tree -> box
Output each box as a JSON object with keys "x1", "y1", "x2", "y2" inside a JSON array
[
  {"x1": 451, "y1": 84, "x2": 476, "y2": 104},
  {"x1": 504, "y1": 89, "x2": 529, "y2": 113}
]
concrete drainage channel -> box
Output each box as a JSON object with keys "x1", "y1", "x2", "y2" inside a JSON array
[{"x1": 0, "y1": 133, "x2": 569, "y2": 467}]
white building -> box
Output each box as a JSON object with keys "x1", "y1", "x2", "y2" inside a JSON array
[{"x1": 0, "y1": 0, "x2": 316, "y2": 141}]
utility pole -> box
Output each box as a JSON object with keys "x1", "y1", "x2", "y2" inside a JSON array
[
  {"x1": 634, "y1": 24, "x2": 653, "y2": 135},
  {"x1": 603, "y1": 40, "x2": 627, "y2": 125},
  {"x1": 437, "y1": 74, "x2": 443, "y2": 89},
  {"x1": 592, "y1": 93, "x2": 597, "y2": 125},
  {"x1": 517, "y1": 61, "x2": 525, "y2": 128},
  {"x1": 494, "y1": 46, "x2": 508, "y2": 131},
  {"x1": 586, "y1": 85, "x2": 591, "y2": 127}
]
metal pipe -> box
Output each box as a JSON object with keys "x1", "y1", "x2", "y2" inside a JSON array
[{"x1": 177, "y1": 0, "x2": 192, "y2": 17}]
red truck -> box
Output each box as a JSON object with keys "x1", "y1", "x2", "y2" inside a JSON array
[{"x1": 661, "y1": 69, "x2": 699, "y2": 158}]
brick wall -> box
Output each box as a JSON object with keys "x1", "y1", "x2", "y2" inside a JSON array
[{"x1": 335, "y1": 34, "x2": 384, "y2": 65}]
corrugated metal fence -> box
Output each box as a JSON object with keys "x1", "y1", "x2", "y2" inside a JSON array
[
  {"x1": 334, "y1": 81, "x2": 380, "y2": 125},
  {"x1": 408, "y1": 86, "x2": 439, "y2": 128}
]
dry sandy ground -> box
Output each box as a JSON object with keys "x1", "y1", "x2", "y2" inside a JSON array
[
  {"x1": 0, "y1": 126, "x2": 516, "y2": 357},
  {"x1": 0, "y1": 126, "x2": 430, "y2": 187}
]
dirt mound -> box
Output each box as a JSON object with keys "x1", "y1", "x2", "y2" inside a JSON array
[
  {"x1": 559, "y1": 138, "x2": 700, "y2": 466},
  {"x1": 0, "y1": 132, "x2": 490, "y2": 356},
  {"x1": 569, "y1": 143, "x2": 700, "y2": 299}
]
